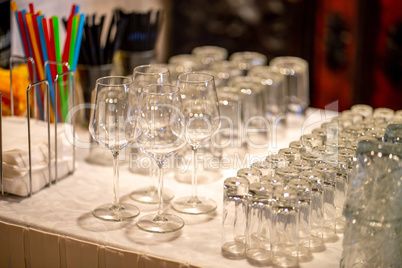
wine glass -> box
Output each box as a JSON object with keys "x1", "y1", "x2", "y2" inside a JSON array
[
  {"x1": 172, "y1": 72, "x2": 221, "y2": 214},
  {"x1": 89, "y1": 76, "x2": 140, "y2": 221},
  {"x1": 134, "y1": 84, "x2": 187, "y2": 232},
  {"x1": 130, "y1": 64, "x2": 175, "y2": 204}
]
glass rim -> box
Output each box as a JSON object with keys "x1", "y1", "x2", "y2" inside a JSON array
[
  {"x1": 177, "y1": 72, "x2": 214, "y2": 83},
  {"x1": 141, "y1": 83, "x2": 180, "y2": 96},
  {"x1": 133, "y1": 64, "x2": 170, "y2": 75},
  {"x1": 96, "y1": 76, "x2": 133, "y2": 87}
]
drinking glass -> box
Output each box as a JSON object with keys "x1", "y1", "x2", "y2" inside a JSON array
[
  {"x1": 130, "y1": 64, "x2": 175, "y2": 204},
  {"x1": 222, "y1": 176, "x2": 250, "y2": 259},
  {"x1": 89, "y1": 76, "x2": 140, "y2": 221},
  {"x1": 134, "y1": 84, "x2": 187, "y2": 232},
  {"x1": 229, "y1": 51, "x2": 267, "y2": 75},
  {"x1": 271, "y1": 186, "x2": 299, "y2": 267},
  {"x1": 191, "y1": 45, "x2": 228, "y2": 68},
  {"x1": 270, "y1": 56, "x2": 309, "y2": 115},
  {"x1": 172, "y1": 72, "x2": 221, "y2": 214}
]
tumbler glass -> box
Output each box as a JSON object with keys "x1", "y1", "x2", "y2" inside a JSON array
[
  {"x1": 210, "y1": 61, "x2": 243, "y2": 87},
  {"x1": 373, "y1": 107, "x2": 394, "y2": 121},
  {"x1": 251, "y1": 161, "x2": 275, "y2": 177},
  {"x1": 216, "y1": 86, "x2": 242, "y2": 151},
  {"x1": 270, "y1": 56, "x2": 309, "y2": 115},
  {"x1": 191, "y1": 45, "x2": 228, "y2": 69},
  {"x1": 301, "y1": 152, "x2": 322, "y2": 166},
  {"x1": 290, "y1": 160, "x2": 313, "y2": 173},
  {"x1": 248, "y1": 66, "x2": 287, "y2": 125},
  {"x1": 167, "y1": 54, "x2": 203, "y2": 80},
  {"x1": 246, "y1": 185, "x2": 274, "y2": 265},
  {"x1": 289, "y1": 140, "x2": 307, "y2": 154},
  {"x1": 229, "y1": 76, "x2": 267, "y2": 148},
  {"x1": 275, "y1": 167, "x2": 300, "y2": 182},
  {"x1": 299, "y1": 170, "x2": 325, "y2": 251},
  {"x1": 350, "y1": 104, "x2": 373, "y2": 118},
  {"x1": 222, "y1": 176, "x2": 250, "y2": 259},
  {"x1": 278, "y1": 147, "x2": 301, "y2": 164},
  {"x1": 237, "y1": 167, "x2": 262, "y2": 184},
  {"x1": 288, "y1": 178, "x2": 312, "y2": 261},
  {"x1": 300, "y1": 133, "x2": 322, "y2": 151},
  {"x1": 229, "y1": 51, "x2": 267, "y2": 75},
  {"x1": 265, "y1": 153, "x2": 288, "y2": 169},
  {"x1": 325, "y1": 156, "x2": 348, "y2": 232},
  {"x1": 271, "y1": 186, "x2": 299, "y2": 267},
  {"x1": 313, "y1": 163, "x2": 337, "y2": 242}
]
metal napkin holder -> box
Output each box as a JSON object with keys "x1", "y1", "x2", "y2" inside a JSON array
[{"x1": 0, "y1": 56, "x2": 76, "y2": 196}]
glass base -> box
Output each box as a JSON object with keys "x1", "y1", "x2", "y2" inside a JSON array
[
  {"x1": 172, "y1": 196, "x2": 217, "y2": 215},
  {"x1": 136, "y1": 213, "x2": 184, "y2": 233},
  {"x1": 130, "y1": 187, "x2": 174, "y2": 204},
  {"x1": 92, "y1": 203, "x2": 140, "y2": 221}
]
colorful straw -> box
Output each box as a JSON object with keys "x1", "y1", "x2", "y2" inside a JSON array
[{"x1": 12, "y1": 2, "x2": 85, "y2": 122}]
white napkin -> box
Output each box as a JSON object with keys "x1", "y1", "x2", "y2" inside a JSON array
[{"x1": 1, "y1": 116, "x2": 74, "y2": 196}]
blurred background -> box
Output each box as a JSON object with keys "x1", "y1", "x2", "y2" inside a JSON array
[{"x1": 6, "y1": 0, "x2": 402, "y2": 111}]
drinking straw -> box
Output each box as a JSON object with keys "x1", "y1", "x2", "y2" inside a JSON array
[
  {"x1": 25, "y1": 14, "x2": 45, "y2": 87},
  {"x1": 32, "y1": 13, "x2": 44, "y2": 67},
  {"x1": 42, "y1": 16, "x2": 62, "y2": 122},
  {"x1": 52, "y1": 16, "x2": 67, "y2": 122},
  {"x1": 28, "y1": 3, "x2": 34, "y2": 13},
  {"x1": 47, "y1": 18, "x2": 57, "y2": 78},
  {"x1": 62, "y1": 15, "x2": 73, "y2": 70},
  {"x1": 13, "y1": 4, "x2": 43, "y2": 119},
  {"x1": 37, "y1": 15, "x2": 56, "y2": 122},
  {"x1": 72, "y1": 13, "x2": 85, "y2": 71},
  {"x1": 84, "y1": 20, "x2": 97, "y2": 64},
  {"x1": 69, "y1": 15, "x2": 78, "y2": 68},
  {"x1": 26, "y1": 13, "x2": 49, "y2": 120}
]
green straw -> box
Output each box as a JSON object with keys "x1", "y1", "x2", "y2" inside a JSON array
[{"x1": 52, "y1": 16, "x2": 67, "y2": 121}]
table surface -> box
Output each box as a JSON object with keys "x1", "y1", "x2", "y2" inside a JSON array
[{"x1": 0, "y1": 110, "x2": 343, "y2": 267}]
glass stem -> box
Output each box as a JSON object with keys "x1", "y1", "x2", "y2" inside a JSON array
[
  {"x1": 148, "y1": 161, "x2": 157, "y2": 195},
  {"x1": 156, "y1": 163, "x2": 164, "y2": 217},
  {"x1": 112, "y1": 151, "x2": 120, "y2": 207},
  {"x1": 191, "y1": 146, "x2": 199, "y2": 202}
]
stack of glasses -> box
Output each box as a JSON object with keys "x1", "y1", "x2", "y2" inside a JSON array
[
  {"x1": 221, "y1": 104, "x2": 402, "y2": 267},
  {"x1": 168, "y1": 47, "x2": 310, "y2": 154}
]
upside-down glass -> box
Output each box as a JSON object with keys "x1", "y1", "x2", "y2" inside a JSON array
[
  {"x1": 271, "y1": 186, "x2": 299, "y2": 267},
  {"x1": 89, "y1": 76, "x2": 140, "y2": 221},
  {"x1": 130, "y1": 64, "x2": 174, "y2": 204},
  {"x1": 172, "y1": 72, "x2": 221, "y2": 214},
  {"x1": 191, "y1": 45, "x2": 228, "y2": 69},
  {"x1": 222, "y1": 176, "x2": 250, "y2": 259},
  {"x1": 248, "y1": 66, "x2": 287, "y2": 125},
  {"x1": 299, "y1": 170, "x2": 324, "y2": 251},
  {"x1": 229, "y1": 51, "x2": 267, "y2": 75},
  {"x1": 134, "y1": 84, "x2": 187, "y2": 232},
  {"x1": 270, "y1": 56, "x2": 309, "y2": 115}
]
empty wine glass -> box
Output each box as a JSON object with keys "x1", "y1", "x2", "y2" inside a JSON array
[
  {"x1": 172, "y1": 72, "x2": 221, "y2": 214},
  {"x1": 134, "y1": 84, "x2": 187, "y2": 232},
  {"x1": 89, "y1": 76, "x2": 140, "y2": 221},
  {"x1": 129, "y1": 64, "x2": 175, "y2": 204}
]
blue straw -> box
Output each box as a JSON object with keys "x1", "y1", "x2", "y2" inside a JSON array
[
  {"x1": 37, "y1": 15, "x2": 57, "y2": 120},
  {"x1": 72, "y1": 13, "x2": 85, "y2": 72}
]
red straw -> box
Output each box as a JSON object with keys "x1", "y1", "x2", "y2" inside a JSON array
[
  {"x1": 32, "y1": 13, "x2": 44, "y2": 67},
  {"x1": 43, "y1": 17, "x2": 56, "y2": 79},
  {"x1": 17, "y1": 11, "x2": 34, "y2": 82},
  {"x1": 29, "y1": 3, "x2": 34, "y2": 13},
  {"x1": 62, "y1": 14, "x2": 73, "y2": 72}
]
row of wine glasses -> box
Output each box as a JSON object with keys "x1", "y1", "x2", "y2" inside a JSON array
[{"x1": 88, "y1": 65, "x2": 221, "y2": 233}]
